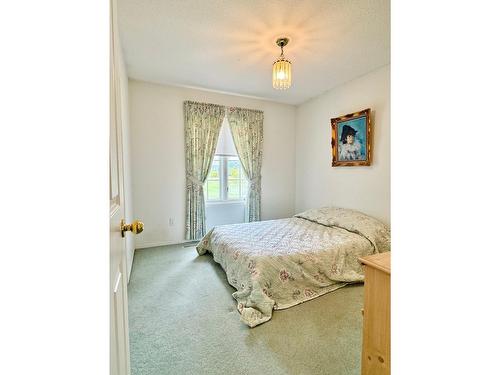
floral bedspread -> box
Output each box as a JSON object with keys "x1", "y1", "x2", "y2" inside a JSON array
[{"x1": 196, "y1": 207, "x2": 390, "y2": 327}]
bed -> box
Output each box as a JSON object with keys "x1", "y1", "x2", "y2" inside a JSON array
[{"x1": 196, "y1": 207, "x2": 390, "y2": 327}]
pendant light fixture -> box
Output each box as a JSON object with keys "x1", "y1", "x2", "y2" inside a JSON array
[{"x1": 272, "y1": 37, "x2": 292, "y2": 90}]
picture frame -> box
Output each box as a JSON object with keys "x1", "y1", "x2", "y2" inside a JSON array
[{"x1": 331, "y1": 108, "x2": 372, "y2": 167}]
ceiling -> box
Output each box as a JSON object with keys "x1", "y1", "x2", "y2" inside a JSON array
[{"x1": 117, "y1": 0, "x2": 390, "y2": 105}]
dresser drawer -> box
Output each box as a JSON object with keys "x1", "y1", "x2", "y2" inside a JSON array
[{"x1": 359, "y1": 252, "x2": 391, "y2": 375}]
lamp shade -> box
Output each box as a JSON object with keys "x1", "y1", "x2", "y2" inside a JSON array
[{"x1": 272, "y1": 58, "x2": 292, "y2": 90}]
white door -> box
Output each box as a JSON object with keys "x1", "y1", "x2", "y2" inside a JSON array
[{"x1": 110, "y1": 0, "x2": 131, "y2": 373}]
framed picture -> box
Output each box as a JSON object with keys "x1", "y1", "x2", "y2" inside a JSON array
[{"x1": 331, "y1": 108, "x2": 372, "y2": 167}]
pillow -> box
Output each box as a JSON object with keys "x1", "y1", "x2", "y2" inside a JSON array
[{"x1": 294, "y1": 207, "x2": 390, "y2": 253}]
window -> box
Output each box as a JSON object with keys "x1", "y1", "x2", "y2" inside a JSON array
[
  {"x1": 205, "y1": 156, "x2": 221, "y2": 201},
  {"x1": 204, "y1": 155, "x2": 248, "y2": 202},
  {"x1": 204, "y1": 118, "x2": 248, "y2": 202}
]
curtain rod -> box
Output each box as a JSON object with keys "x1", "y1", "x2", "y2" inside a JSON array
[
  {"x1": 226, "y1": 106, "x2": 264, "y2": 114},
  {"x1": 184, "y1": 100, "x2": 263, "y2": 114}
]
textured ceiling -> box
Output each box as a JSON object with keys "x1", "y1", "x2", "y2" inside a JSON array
[{"x1": 117, "y1": 0, "x2": 390, "y2": 105}]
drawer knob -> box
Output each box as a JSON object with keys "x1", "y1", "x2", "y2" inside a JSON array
[{"x1": 378, "y1": 356, "x2": 384, "y2": 363}]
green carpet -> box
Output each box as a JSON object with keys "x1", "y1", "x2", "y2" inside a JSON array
[{"x1": 128, "y1": 244, "x2": 364, "y2": 375}]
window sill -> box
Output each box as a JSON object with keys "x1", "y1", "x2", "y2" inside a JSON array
[{"x1": 206, "y1": 200, "x2": 246, "y2": 206}]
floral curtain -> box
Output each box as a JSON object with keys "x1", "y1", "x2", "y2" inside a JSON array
[
  {"x1": 184, "y1": 101, "x2": 225, "y2": 240},
  {"x1": 227, "y1": 107, "x2": 264, "y2": 222}
]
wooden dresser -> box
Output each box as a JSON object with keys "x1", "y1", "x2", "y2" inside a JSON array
[{"x1": 359, "y1": 252, "x2": 391, "y2": 375}]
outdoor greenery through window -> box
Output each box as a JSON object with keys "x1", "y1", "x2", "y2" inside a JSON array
[{"x1": 204, "y1": 155, "x2": 248, "y2": 202}]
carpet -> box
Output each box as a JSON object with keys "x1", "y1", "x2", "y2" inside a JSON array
[{"x1": 128, "y1": 244, "x2": 364, "y2": 375}]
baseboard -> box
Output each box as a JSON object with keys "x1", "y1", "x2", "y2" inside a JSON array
[{"x1": 126, "y1": 248, "x2": 135, "y2": 283}]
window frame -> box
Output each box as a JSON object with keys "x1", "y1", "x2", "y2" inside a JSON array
[
  {"x1": 205, "y1": 155, "x2": 247, "y2": 203},
  {"x1": 204, "y1": 156, "x2": 221, "y2": 201}
]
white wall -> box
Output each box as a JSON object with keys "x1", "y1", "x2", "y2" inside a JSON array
[
  {"x1": 129, "y1": 80, "x2": 296, "y2": 248},
  {"x1": 206, "y1": 202, "x2": 245, "y2": 232},
  {"x1": 295, "y1": 65, "x2": 390, "y2": 224},
  {"x1": 117, "y1": 40, "x2": 135, "y2": 279}
]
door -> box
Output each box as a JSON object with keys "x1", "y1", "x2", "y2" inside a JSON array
[{"x1": 110, "y1": 0, "x2": 130, "y2": 373}]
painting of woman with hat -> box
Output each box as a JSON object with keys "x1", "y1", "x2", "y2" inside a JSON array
[
  {"x1": 339, "y1": 124, "x2": 363, "y2": 161},
  {"x1": 331, "y1": 108, "x2": 371, "y2": 166}
]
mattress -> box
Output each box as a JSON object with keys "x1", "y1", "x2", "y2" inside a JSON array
[{"x1": 196, "y1": 207, "x2": 390, "y2": 327}]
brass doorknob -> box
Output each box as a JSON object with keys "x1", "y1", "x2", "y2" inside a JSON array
[{"x1": 121, "y1": 219, "x2": 144, "y2": 237}]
